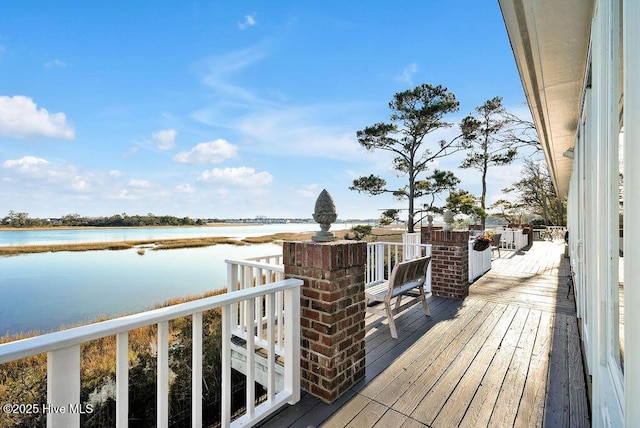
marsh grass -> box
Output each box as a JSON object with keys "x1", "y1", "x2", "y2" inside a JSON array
[{"x1": 0, "y1": 227, "x2": 405, "y2": 256}]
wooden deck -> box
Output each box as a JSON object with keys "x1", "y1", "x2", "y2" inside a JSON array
[{"x1": 259, "y1": 241, "x2": 590, "y2": 428}]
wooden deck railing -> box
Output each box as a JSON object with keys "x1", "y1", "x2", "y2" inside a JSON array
[
  {"x1": 0, "y1": 278, "x2": 302, "y2": 428},
  {"x1": 366, "y1": 241, "x2": 432, "y2": 288}
]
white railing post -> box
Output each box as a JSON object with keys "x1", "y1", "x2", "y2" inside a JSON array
[
  {"x1": 116, "y1": 332, "x2": 128, "y2": 428},
  {"x1": 284, "y1": 285, "x2": 301, "y2": 404},
  {"x1": 266, "y1": 293, "x2": 276, "y2": 403},
  {"x1": 157, "y1": 321, "x2": 169, "y2": 428},
  {"x1": 192, "y1": 312, "x2": 202, "y2": 428},
  {"x1": 221, "y1": 305, "x2": 231, "y2": 427},
  {"x1": 245, "y1": 298, "x2": 256, "y2": 419},
  {"x1": 47, "y1": 345, "x2": 81, "y2": 428}
]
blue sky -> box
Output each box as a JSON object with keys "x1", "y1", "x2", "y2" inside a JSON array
[{"x1": 0, "y1": 1, "x2": 533, "y2": 220}]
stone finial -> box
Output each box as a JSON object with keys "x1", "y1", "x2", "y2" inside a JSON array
[
  {"x1": 312, "y1": 189, "x2": 337, "y2": 242},
  {"x1": 443, "y1": 210, "x2": 454, "y2": 231}
]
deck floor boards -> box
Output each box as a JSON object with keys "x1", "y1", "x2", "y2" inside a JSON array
[{"x1": 259, "y1": 241, "x2": 590, "y2": 428}]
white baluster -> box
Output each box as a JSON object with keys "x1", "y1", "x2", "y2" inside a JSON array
[
  {"x1": 192, "y1": 313, "x2": 202, "y2": 428},
  {"x1": 116, "y1": 332, "x2": 128, "y2": 428},
  {"x1": 157, "y1": 321, "x2": 169, "y2": 428},
  {"x1": 221, "y1": 305, "x2": 231, "y2": 427},
  {"x1": 47, "y1": 345, "x2": 80, "y2": 428}
]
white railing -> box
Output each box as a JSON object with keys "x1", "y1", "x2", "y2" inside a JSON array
[
  {"x1": 468, "y1": 242, "x2": 492, "y2": 282},
  {"x1": 365, "y1": 241, "x2": 432, "y2": 290},
  {"x1": 0, "y1": 279, "x2": 302, "y2": 428},
  {"x1": 495, "y1": 227, "x2": 529, "y2": 251},
  {"x1": 225, "y1": 257, "x2": 286, "y2": 356},
  {"x1": 401, "y1": 232, "x2": 421, "y2": 260},
  {"x1": 243, "y1": 253, "x2": 283, "y2": 266}
]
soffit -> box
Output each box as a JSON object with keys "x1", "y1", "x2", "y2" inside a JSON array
[{"x1": 498, "y1": 0, "x2": 594, "y2": 198}]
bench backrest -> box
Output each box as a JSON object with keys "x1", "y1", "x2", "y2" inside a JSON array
[{"x1": 388, "y1": 256, "x2": 431, "y2": 291}]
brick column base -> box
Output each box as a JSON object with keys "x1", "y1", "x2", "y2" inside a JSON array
[
  {"x1": 283, "y1": 240, "x2": 367, "y2": 403},
  {"x1": 421, "y1": 229, "x2": 471, "y2": 299}
]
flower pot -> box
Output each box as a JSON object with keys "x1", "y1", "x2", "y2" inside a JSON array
[{"x1": 473, "y1": 240, "x2": 490, "y2": 251}]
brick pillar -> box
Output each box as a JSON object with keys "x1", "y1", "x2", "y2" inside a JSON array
[
  {"x1": 421, "y1": 229, "x2": 471, "y2": 299},
  {"x1": 283, "y1": 240, "x2": 367, "y2": 403}
]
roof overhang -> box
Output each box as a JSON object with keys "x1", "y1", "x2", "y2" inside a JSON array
[{"x1": 498, "y1": 0, "x2": 594, "y2": 198}]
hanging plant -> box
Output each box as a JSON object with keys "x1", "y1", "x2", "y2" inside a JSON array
[{"x1": 473, "y1": 234, "x2": 492, "y2": 251}]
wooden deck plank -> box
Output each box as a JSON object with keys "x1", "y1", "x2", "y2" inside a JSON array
[
  {"x1": 567, "y1": 315, "x2": 591, "y2": 427},
  {"x1": 392, "y1": 301, "x2": 505, "y2": 417},
  {"x1": 488, "y1": 309, "x2": 541, "y2": 427},
  {"x1": 259, "y1": 242, "x2": 589, "y2": 428},
  {"x1": 425, "y1": 304, "x2": 522, "y2": 427},
  {"x1": 513, "y1": 312, "x2": 554, "y2": 428},
  {"x1": 372, "y1": 408, "x2": 408, "y2": 427},
  {"x1": 345, "y1": 399, "x2": 388, "y2": 428},
  {"x1": 385, "y1": 301, "x2": 496, "y2": 413},
  {"x1": 320, "y1": 394, "x2": 370, "y2": 428},
  {"x1": 360, "y1": 299, "x2": 481, "y2": 401},
  {"x1": 456, "y1": 306, "x2": 530, "y2": 428},
  {"x1": 544, "y1": 312, "x2": 570, "y2": 426}
]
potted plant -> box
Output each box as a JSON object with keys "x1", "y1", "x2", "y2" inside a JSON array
[{"x1": 473, "y1": 234, "x2": 492, "y2": 251}]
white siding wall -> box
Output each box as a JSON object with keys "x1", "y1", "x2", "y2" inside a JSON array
[{"x1": 568, "y1": 0, "x2": 640, "y2": 424}]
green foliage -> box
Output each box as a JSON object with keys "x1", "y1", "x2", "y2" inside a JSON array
[
  {"x1": 378, "y1": 209, "x2": 401, "y2": 226},
  {"x1": 350, "y1": 83, "x2": 463, "y2": 232},
  {"x1": 446, "y1": 189, "x2": 483, "y2": 218},
  {"x1": 1, "y1": 212, "x2": 208, "y2": 228},
  {"x1": 345, "y1": 225, "x2": 372, "y2": 241},
  {"x1": 502, "y1": 159, "x2": 565, "y2": 225},
  {"x1": 459, "y1": 96, "x2": 521, "y2": 227}
]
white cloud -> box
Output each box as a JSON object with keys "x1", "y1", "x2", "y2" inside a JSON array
[
  {"x1": 109, "y1": 169, "x2": 123, "y2": 178},
  {"x1": 238, "y1": 14, "x2": 257, "y2": 30},
  {"x1": 2, "y1": 156, "x2": 93, "y2": 193},
  {"x1": 232, "y1": 104, "x2": 379, "y2": 163},
  {"x1": 173, "y1": 139, "x2": 238, "y2": 165},
  {"x1": 294, "y1": 184, "x2": 320, "y2": 198},
  {"x1": 175, "y1": 183, "x2": 195, "y2": 194},
  {"x1": 151, "y1": 128, "x2": 177, "y2": 150},
  {"x1": 197, "y1": 45, "x2": 271, "y2": 105},
  {"x1": 44, "y1": 59, "x2": 66, "y2": 69},
  {"x1": 128, "y1": 179, "x2": 151, "y2": 189},
  {"x1": 396, "y1": 63, "x2": 418, "y2": 86},
  {"x1": 0, "y1": 96, "x2": 75, "y2": 139},
  {"x1": 198, "y1": 166, "x2": 272, "y2": 187},
  {"x1": 3, "y1": 156, "x2": 50, "y2": 171}
]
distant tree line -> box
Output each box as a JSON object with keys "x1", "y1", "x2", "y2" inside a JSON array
[{"x1": 0, "y1": 211, "x2": 222, "y2": 228}]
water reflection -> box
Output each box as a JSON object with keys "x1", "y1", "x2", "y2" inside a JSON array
[
  {"x1": 0, "y1": 223, "x2": 351, "y2": 247},
  {"x1": 0, "y1": 243, "x2": 281, "y2": 336}
]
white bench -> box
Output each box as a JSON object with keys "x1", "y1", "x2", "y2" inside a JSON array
[{"x1": 365, "y1": 256, "x2": 431, "y2": 339}]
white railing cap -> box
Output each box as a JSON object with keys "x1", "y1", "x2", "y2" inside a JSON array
[
  {"x1": 0, "y1": 278, "x2": 302, "y2": 364},
  {"x1": 225, "y1": 258, "x2": 285, "y2": 272}
]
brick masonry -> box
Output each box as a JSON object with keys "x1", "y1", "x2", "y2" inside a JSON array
[
  {"x1": 282, "y1": 240, "x2": 367, "y2": 404},
  {"x1": 421, "y1": 229, "x2": 471, "y2": 300}
]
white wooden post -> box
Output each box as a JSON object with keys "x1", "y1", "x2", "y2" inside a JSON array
[
  {"x1": 192, "y1": 312, "x2": 202, "y2": 428},
  {"x1": 116, "y1": 332, "x2": 128, "y2": 427},
  {"x1": 284, "y1": 285, "x2": 301, "y2": 404},
  {"x1": 47, "y1": 345, "x2": 80, "y2": 428},
  {"x1": 245, "y1": 298, "x2": 255, "y2": 418},
  {"x1": 157, "y1": 321, "x2": 169, "y2": 428},
  {"x1": 221, "y1": 305, "x2": 231, "y2": 427}
]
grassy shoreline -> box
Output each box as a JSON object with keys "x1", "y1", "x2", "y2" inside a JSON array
[{"x1": 0, "y1": 228, "x2": 406, "y2": 255}]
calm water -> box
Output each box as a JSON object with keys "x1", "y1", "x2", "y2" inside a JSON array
[
  {"x1": 0, "y1": 224, "x2": 351, "y2": 336},
  {"x1": 0, "y1": 223, "x2": 349, "y2": 246}
]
